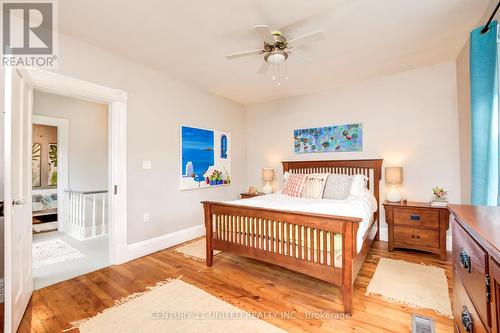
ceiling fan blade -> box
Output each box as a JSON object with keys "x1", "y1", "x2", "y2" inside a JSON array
[
  {"x1": 226, "y1": 49, "x2": 264, "y2": 59},
  {"x1": 290, "y1": 51, "x2": 312, "y2": 62},
  {"x1": 257, "y1": 61, "x2": 269, "y2": 74},
  {"x1": 286, "y1": 31, "x2": 325, "y2": 47},
  {"x1": 254, "y1": 25, "x2": 276, "y2": 44}
]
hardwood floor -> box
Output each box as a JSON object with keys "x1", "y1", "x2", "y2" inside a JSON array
[{"x1": 14, "y1": 240, "x2": 453, "y2": 333}]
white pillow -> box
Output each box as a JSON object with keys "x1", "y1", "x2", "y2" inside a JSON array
[
  {"x1": 302, "y1": 173, "x2": 328, "y2": 199},
  {"x1": 349, "y1": 174, "x2": 369, "y2": 196}
]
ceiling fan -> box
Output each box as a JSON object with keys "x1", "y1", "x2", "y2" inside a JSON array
[{"x1": 226, "y1": 25, "x2": 324, "y2": 80}]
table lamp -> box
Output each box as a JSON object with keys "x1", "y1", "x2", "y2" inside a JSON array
[
  {"x1": 262, "y1": 168, "x2": 274, "y2": 194},
  {"x1": 385, "y1": 167, "x2": 403, "y2": 202}
]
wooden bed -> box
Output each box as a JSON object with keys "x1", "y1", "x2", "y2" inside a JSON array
[{"x1": 202, "y1": 159, "x2": 383, "y2": 314}]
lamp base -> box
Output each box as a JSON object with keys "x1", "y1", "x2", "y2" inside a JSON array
[
  {"x1": 386, "y1": 186, "x2": 402, "y2": 202},
  {"x1": 263, "y1": 182, "x2": 273, "y2": 194}
]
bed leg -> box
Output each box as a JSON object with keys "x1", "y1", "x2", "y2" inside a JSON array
[
  {"x1": 342, "y1": 284, "x2": 353, "y2": 315},
  {"x1": 342, "y1": 221, "x2": 354, "y2": 315},
  {"x1": 203, "y1": 203, "x2": 214, "y2": 267},
  {"x1": 206, "y1": 245, "x2": 213, "y2": 267}
]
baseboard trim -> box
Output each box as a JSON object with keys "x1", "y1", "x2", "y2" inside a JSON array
[
  {"x1": 126, "y1": 224, "x2": 205, "y2": 262},
  {"x1": 378, "y1": 226, "x2": 388, "y2": 242}
]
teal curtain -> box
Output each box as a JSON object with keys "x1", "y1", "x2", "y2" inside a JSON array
[{"x1": 470, "y1": 20, "x2": 499, "y2": 206}]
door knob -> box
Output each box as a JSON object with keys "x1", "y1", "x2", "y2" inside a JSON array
[{"x1": 12, "y1": 199, "x2": 24, "y2": 206}]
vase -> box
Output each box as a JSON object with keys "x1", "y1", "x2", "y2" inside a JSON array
[{"x1": 432, "y1": 195, "x2": 447, "y2": 202}]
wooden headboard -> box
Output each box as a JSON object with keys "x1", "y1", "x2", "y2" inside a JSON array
[{"x1": 282, "y1": 159, "x2": 384, "y2": 210}]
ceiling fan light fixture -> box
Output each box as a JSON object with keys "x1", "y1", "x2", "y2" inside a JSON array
[
  {"x1": 225, "y1": 25, "x2": 324, "y2": 82},
  {"x1": 265, "y1": 51, "x2": 287, "y2": 64}
]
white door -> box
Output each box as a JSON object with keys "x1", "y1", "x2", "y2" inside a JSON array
[{"x1": 3, "y1": 66, "x2": 34, "y2": 333}]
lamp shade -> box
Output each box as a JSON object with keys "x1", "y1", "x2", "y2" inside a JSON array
[
  {"x1": 262, "y1": 168, "x2": 274, "y2": 182},
  {"x1": 385, "y1": 167, "x2": 403, "y2": 184}
]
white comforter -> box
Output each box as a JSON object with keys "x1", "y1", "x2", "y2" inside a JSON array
[{"x1": 227, "y1": 191, "x2": 377, "y2": 253}]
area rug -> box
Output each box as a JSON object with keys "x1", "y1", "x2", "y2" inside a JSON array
[
  {"x1": 33, "y1": 238, "x2": 85, "y2": 269},
  {"x1": 366, "y1": 257, "x2": 452, "y2": 318},
  {"x1": 67, "y1": 279, "x2": 286, "y2": 333},
  {"x1": 174, "y1": 238, "x2": 220, "y2": 261}
]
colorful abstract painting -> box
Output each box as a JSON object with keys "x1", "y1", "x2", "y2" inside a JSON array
[
  {"x1": 294, "y1": 123, "x2": 362, "y2": 153},
  {"x1": 180, "y1": 126, "x2": 231, "y2": 190}
]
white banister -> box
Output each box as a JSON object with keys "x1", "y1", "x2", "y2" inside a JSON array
[
  {"x1": 65, "y1": 190, "x2": 108, "y2": 240},
  {"x1": 92, "y1": 194, "x2": 97, "y2": 238}
]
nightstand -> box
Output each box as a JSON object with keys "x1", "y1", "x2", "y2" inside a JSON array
[
  {"x1": 240, "y1": 192, "x2": 264, "y2": 199},
  {"x1": 383, "y1": 201, "x2": 449, "y2": 259}
]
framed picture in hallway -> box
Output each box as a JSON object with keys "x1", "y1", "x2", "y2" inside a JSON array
[
  {"x1": 48, "y1": 143, "x2": 58, "y2": 186},
  {"x1": 179, "y1": 125, "x2": 231, "y2": 190},
  {"x1": 32, "y1": 143, "x2": 41, "y2": 187}
]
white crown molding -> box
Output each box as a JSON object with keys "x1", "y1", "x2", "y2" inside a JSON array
[{"x1": 126, "y1": 224, "x2": 205, "y2": 262}]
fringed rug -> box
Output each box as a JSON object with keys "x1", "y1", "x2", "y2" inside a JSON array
[
  {"x1": 366, "y1": 257, "x2": 452, "y2": 318},
  {"x1": 33, "y1": 238, "x2": 85, "y2": 269},
  {"x1": 174, "y1": 238, "x2": 220, "y2": 261},
  {"x1": 67, "y1": 278, "x2": 286, "y2": 333}
]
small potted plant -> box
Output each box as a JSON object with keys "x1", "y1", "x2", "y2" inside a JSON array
[{"x1": 431, "y1": 186, "x2": 448, "y2": 207}]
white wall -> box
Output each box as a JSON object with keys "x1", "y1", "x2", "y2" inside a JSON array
[
  {"x1": 50, "y1": 33, "x2": 247, "y2": 244},
  {"x1": 33, "y1": 91, "x2": 108, "y2": 191},
  {"x1": 246, "y1": 61, "x2": 461, "y2": 236},
  {"x1": 456, "y1": 43, "x2": 471, "y2": 204}
]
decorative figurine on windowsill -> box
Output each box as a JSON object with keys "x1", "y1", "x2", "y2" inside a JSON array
[{"x1": 430, "y1": 186, "x2": 448, "y2": 207}]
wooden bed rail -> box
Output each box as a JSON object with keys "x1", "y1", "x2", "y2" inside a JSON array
[{"x1": 202, "y1": 201, "x2": 360, "y2": 288}]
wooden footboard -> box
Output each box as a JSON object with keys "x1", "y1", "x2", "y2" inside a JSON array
[{"x1": 202, "y1": 201, "x2": 363, "y2": 314}]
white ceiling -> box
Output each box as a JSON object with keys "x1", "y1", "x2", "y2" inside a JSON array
[{"x1": 59, "y1": 0, "x2": 491, "y2": 106}]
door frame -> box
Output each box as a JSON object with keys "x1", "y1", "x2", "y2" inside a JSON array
[
  {"x1": 31, "y1": 115, "x2": 69, "y2": 234},
  {"x1": 26, "y1": 67, "x2": 128, "y2": 264}
]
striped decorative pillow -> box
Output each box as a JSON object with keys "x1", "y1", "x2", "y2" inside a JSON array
[
  {"x1": 302, "y1": 174, "x2": 328, "y2": 199},
  {"x1": 281, "y1": 173, "x2": 308, "y2": 197}
]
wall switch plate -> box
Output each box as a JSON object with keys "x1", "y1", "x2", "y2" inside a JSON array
[
  {"x1": 142, "y1": 160, "x2": 152, "y2": 170},
  {"x1": 143, "y1": 213, "x2": 150, "y2": 223}
]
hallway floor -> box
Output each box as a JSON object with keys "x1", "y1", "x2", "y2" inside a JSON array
[{"x1": 33, "y1": 231, "x2": 109, "y2": 289}]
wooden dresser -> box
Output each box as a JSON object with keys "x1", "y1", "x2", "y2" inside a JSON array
[
  {"x1": 383, "y1": 201, "x2": 449, "y2": 259},
  {"x1": 448, "y1": 205, "x2": 500, "y2": 333}
]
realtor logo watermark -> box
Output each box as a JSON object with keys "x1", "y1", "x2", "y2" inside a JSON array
[{"x1": 1, "y1": 0, "x2": 58, "y2": 67}]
